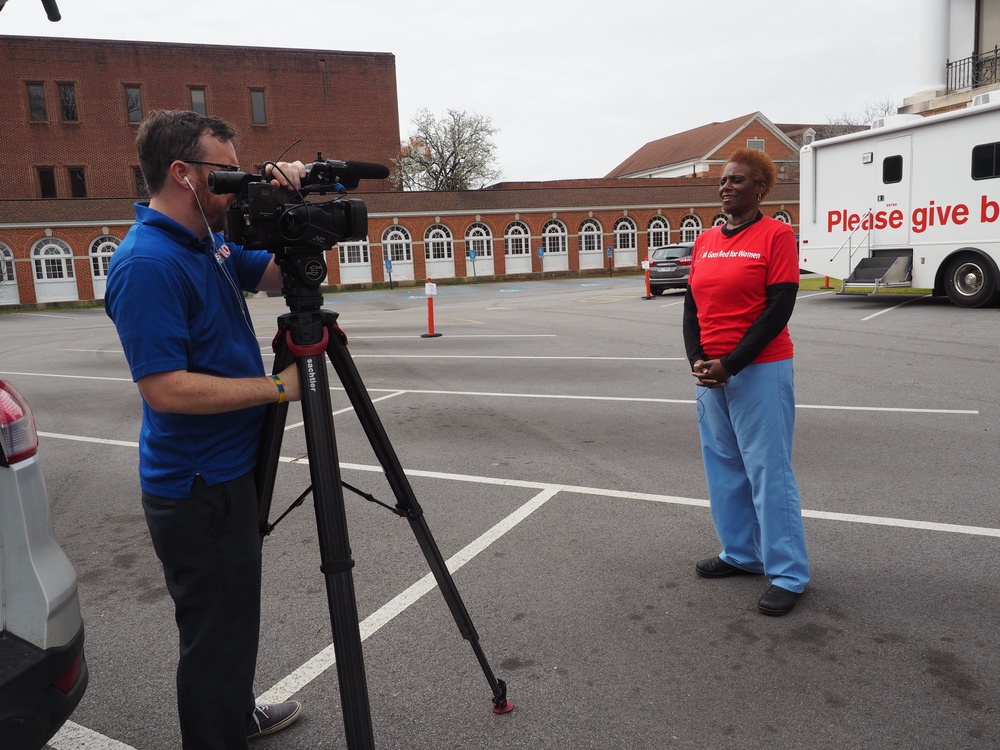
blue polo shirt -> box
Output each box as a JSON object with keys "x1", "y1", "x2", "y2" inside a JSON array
[{"x1": 106, "y1": 204, "x2": 273, "y2": 498}]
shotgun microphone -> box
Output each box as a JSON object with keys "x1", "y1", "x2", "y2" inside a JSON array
[{"x1": 41, "y1": 0, "x2": 61, "y2": 21}]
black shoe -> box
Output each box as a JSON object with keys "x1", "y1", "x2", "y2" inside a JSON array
[
  {"x1": 757, "y1": 585, "x2": 801, "y2": 616},
  {"x1": 695, "y1": 556, "x2": 759, "y2": 578},
  {"x1": 247, "y1": 701, "x2": 303, "y2": 740}
]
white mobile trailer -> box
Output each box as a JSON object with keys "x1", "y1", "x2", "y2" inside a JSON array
[{"x1": 798, "y1": 97, "x2": 1000, "y2": 307}]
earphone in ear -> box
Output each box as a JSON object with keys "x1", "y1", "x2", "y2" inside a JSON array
[{"x1": 183, "y1": 175, "x2": 194, "y2": 191}]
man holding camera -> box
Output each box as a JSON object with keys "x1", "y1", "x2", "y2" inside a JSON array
[{"x1": 105, "y1": 110, "x2": 306, "y2": 748}]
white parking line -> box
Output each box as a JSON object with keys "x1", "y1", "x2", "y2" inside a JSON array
[
  {"x1": 40, "y1": 433, "x2": 1000, "y2": 749},
  {"x1": 5, "y1": 369, "x2": 979, "y2": 416},
  {"x1": 50, "y1": 720, "x2": 136, "y2": 750},
  {"x1": 796, "y1": 291, "x2": 832, "y2": 299},
  {"x1": 257, "y1": 485, "x2": 560, "y2": 704},
  {"x1": 350, "y1": 354, "x2": 684, "y2": 361},
  {"x1": 861, "y1": 294, "x2": 933, "y2": 321},
  {"x1": 344, "y1": 334, "x2": 558, "y2": 339},
  {"x1": 337, "y1": 387, "x2": 979, "y2": 415}
]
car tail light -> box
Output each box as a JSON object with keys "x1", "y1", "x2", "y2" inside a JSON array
[
  {"x1": 53, "y1": 651, "x2": 86, "y2": 694},
  {"x1": 0, "y1": 380, "x2": 39, "y2": 464},
  {"x1": 678, "y1": 257, "x2": 693, "y2": 266}
]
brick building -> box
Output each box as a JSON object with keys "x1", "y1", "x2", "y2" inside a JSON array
[
  {"x1": 605, "y1": 112, "x2": 801, "y2": 181},
  {"x1": 1, "y1": 36, "x2": 399, "y2": 201},
  {"x1": 0, "y1": 36, "x2": 800, "y2": 306}
]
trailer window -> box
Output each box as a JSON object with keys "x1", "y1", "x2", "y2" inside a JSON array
[
  {"x1": 971, "y1": 142, "x2": 1000, "y2": 180},
  {"x1": 882, "y1": 155, "x2": 903, "y2": 184}
]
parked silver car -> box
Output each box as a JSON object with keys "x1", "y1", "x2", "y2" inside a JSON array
[
  {"x1": 0, "y1": 380, "x2": 88, "y2": 749},
  {"x1": 648, "y1": 243, "x2": 694, "y2": 294}
]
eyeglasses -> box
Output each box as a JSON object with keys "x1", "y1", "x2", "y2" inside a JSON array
[{"x1": 179, "y1": 160, "x2": 241, "y2": 172}]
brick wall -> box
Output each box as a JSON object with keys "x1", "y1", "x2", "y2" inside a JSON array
[{"x1": 0, "y1": 36, "x2": 400, "y2": 200}]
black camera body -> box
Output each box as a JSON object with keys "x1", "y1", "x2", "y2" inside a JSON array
[{"x1": 208, "y1": 157, "x2": 386, "y2": 252}]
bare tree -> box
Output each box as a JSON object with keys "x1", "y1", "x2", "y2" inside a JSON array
[
  {"x1": 392, "y1": 108, "x2": 502, "y2": 191},
  {"x1": 822, "y1": 95, "x2": 901, "y2": 138}
]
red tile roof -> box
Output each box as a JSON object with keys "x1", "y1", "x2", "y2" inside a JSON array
[{"x1": 605, "y1": 113, "x2": 759, "y2": 178}]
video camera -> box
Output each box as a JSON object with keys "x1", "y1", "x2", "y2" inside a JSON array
[{"x1": 208, "y1": 155, "x2": 388, "y2": 251}]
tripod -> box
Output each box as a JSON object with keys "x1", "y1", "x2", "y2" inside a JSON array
[{"x1": 254, "y1": 246, "x2": 511, "y2": 750}]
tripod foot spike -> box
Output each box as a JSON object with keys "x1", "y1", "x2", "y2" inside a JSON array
[{"x1": 491, "y1": 678, "x2": 513, "y2": 714}]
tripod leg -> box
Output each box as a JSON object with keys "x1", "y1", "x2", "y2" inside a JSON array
[
  {"x1": 285, "y1": 315, "x2": 377, "y2": 748},
  {"x1": 255, "y1": 319, "x2": 294, "y2": 536},
  {"x1": 321, "y1": 313, "x2": 512, "y2": 714}
]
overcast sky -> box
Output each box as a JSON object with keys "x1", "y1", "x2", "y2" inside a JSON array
[{"x1": 2, "y1": 0, "x2": 922, "y2": 182}]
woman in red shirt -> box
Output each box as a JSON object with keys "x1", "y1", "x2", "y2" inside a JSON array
[{"x1": 682, "y1": 148, "x2": 810, "y2": 616}]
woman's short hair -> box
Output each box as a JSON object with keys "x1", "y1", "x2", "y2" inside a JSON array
[{"x1": 727, "y1": 148, "x2": 777, "y2": 199}]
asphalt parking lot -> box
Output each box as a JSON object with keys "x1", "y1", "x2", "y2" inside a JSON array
[{"x1": 3, "y1": 275, "x2": 998, "y2": 749}]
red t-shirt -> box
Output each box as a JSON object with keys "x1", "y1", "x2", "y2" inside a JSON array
[{"x1": 689, "y1": 216, "x2": 797, "y2": 363}]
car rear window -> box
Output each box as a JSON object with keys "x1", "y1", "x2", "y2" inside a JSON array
[{"x1": 651, "y1": 246, "x2": 692, "y2": 260}]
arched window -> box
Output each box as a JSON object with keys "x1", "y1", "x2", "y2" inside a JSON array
[
  {"x1": 614, "y1": 217, "x2": 637, "y2": 250},
  {"x1": 339, "y1": 237, "x2": 370, "y2": 265},
  {"x1": 89, "y1": 235, "x2": 119, "y2": 279},
  {"x1": 0, "y1": 244, "x2": 14, "y2": 283},
  {"x1": 542, "y1": 219, "x2": 567, "y2": 254},
  {"x1": 465, "y1": 222, "x2": 493, "y2": 258},
  {"x1": 711, "y1": 213, "x2": 728, "y2": 228},
  {"x1": 648, "y1": 217, "x2": 670, "y2": 248},
  {"x1": 31, "y1": 238, "x2": 75, "y2": 281},
  {"x1": 504, "y1": 221, "x2": 531, "y2": 256},
  {"x1": 680, "y1": 215, "x2": 703, "y2": 243},
  {"x1": 382, "y1": 225, "x2": 412, "y2": 262},
  {"x1": 424, "y1": 224, "x2": 453, "y2": 260},
  {"x1": 579, "y1": 219, "x2": 602, "y2": 253},
  {"x1": 774, "y1": 211, "x2": 792, "y2": 224}
]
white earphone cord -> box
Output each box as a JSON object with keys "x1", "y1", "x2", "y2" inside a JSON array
[{"x1": 186, "y1": 176, "x2": 255, "y2": 335}]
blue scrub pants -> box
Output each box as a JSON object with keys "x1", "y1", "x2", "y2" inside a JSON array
[
  {"x1": 142, "y1": 470, "x2": 261, "y2": 749},
  {"x1": 696, "y1": 359, "x2": 810, "y2": 593}
]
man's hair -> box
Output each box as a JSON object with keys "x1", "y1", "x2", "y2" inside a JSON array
[
  {"x1": 727, "y1": 147, "x2": 777, "y2": 199},
  {"x1": 136, "y1": 110, "x2": 237, "y2": 196}
]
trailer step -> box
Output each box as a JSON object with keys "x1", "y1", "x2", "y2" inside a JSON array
[{"x1": 841, "y1": 255, "x2": 912, "y2": 295}]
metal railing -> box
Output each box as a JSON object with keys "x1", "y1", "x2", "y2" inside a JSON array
[
  {"x1": 828, "y1": 210, "x2": 872, "y2": 278},
  {"x1": 947, "y1": 46, "x2": 1000, "y2": 93}
]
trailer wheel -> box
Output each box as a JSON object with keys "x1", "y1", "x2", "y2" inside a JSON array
[{"x1": 944, "y1": 254, "x2": 997, "y2": 308}]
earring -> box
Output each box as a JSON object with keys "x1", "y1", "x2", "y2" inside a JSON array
[{"x1": 756, "y1": 194, "x2": 762, "y2": 202}]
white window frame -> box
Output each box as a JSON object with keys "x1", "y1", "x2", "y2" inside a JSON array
[
  {"x1": 31, "y1": 238, "x2": 75, "y2": 281},
  {"x1": 774, "y1": 210, "x2": 792, "y2": 224},
  {"x1": 647, "y1": 217, "x2": 670, "y2": 248},
  {"x1": 338, "y1": 237, "x2": 371, "y2": 265},
  {"x1": 613, "y1": 217, "x2": 637, "y2": 250},
  {"x1": 424, "y1": 224, "x2": 454, "y2": 261},
  {"x1": 504, "y1": 221, "x2": 531, "y2": 256},
  {"x1": 89, "y1": 235, "x2": 119, "y2": 279},
  {"x1": 579, "y1": 219, "x2": 603, "y2": 253},
  {"x1": 711, "y1": 213, "x2": 728, "y2": 227},
  {"x1": 542, "y1": 219, "x2": 567, "y2": 254},
  {"x1": 0, "y1": 244, "x2": 15, "y2": 284},
  {"x1": 680, "y1": 215, "x2": 703, "y2": 243},
  {"x1": 465, "y1": 222, "x2": 494, "y2": 259},
  {"x1": 382, "y1": 226, "x2": 412, "y2": 262}
]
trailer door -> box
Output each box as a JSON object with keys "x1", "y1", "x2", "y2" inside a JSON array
[{"x1": 873, "y1": 135, "x2": 912, "y2": 247}]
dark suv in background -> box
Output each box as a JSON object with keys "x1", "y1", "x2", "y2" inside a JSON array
[
  {"x1": 647, "y1": 243, "x2": 694, "y2": 295},
  {"x1": 0, "y1": 379, "x2": 88, "y2": 749}
]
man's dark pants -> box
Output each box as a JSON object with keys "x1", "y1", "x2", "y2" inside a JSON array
[{"x1": 142, "y1": 470, "x2": 261, "y2": 749}]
